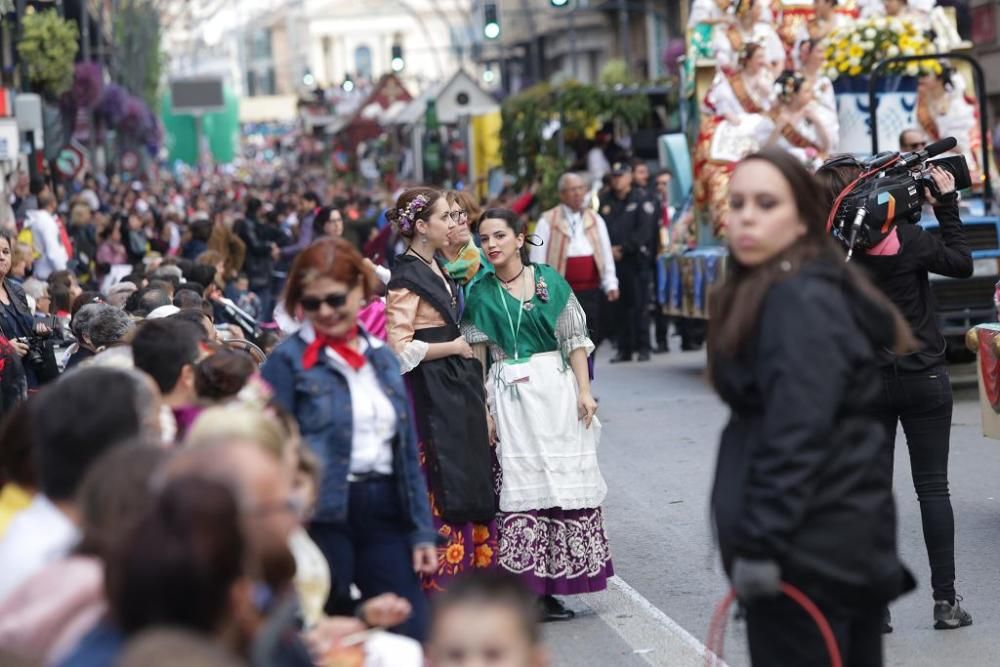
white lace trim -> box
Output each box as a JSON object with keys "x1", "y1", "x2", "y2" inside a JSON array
[{"x1": 397, "y1": 340, "x2": 429, "y2": 374}]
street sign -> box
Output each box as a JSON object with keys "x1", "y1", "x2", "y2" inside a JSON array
[
  {"x1": 55, "y1": 142, "x2": 86, "y2": 179},
  {"x1": 0, "y1": 118, "x2": 19, "y2": 162}
]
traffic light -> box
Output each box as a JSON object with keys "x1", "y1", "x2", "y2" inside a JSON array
[
  {"x1": 483, "y1": 3, "x2": 500, "y2": 39},
  {"x1": 391, "y1": 44, "x2": 405, "y2": 72}
]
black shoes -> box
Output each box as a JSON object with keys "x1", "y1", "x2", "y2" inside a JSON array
[
  {"x1": 637, "y1": 351, "x2": 651, "y2": 362},
  {"x1": 610, "y1": 353, "x2": 632, "y2": 364},
  {"x1": 540, "y1": 595, "x2": 575, "y2": 622},
  {"x1": 934, "y1": 596, "x2": 973, "y2": 630},
  {"x1": 882, "y1": 607, "x2": 893, "y2": 634},
  {"x1": 652, "y1": 344, "x2": 670, "y2": 354}
]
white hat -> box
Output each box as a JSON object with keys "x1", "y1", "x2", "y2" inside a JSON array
[{"x1": 146, "y1": 305, "x2": 180, "y2": 319}]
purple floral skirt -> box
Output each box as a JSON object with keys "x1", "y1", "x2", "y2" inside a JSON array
[{"x1": 493, "y1": 454, "x2": 613, "y2": 596}]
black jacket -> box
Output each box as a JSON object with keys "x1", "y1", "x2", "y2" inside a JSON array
[
  {"x1": 854, "y1": 197, "x2": 972, "y2": 372},
  {"x1": 711, "y1": 258, "x2": 914, "y2": 605},
  {"x1": 599, "y1": 187, "x2": 658, "y2": 264},
  {"x1": 235, "y1": 216, "x2": 274, "y2": 289}
]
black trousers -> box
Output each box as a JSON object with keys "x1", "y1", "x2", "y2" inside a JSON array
[
  {"x1": 872, "y1": 365, "x2": 956, "y2": 602},
  {"x1": 575, "y1": 287, "x2": 605, "y2": 348},
  {"x1": 615, "y1": 261, "x2": 651, "y2": 357},
  {"x1": 309, "y1": 479, "x2": 429, "y2": 641},
  {"x1": 746, "y1": 592, "x2": 883, "y2": 667}
]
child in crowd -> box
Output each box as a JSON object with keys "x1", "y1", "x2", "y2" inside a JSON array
[{"x1": 427, "y1": 573, "x2": 549, "y2": 667}]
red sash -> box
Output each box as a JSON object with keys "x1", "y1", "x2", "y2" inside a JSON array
[{"x1": 565, "y1": 256, "x2": 600, "y2": 292}]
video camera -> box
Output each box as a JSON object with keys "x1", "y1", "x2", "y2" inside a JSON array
[{"x1": 828, "y1": 137, "x2": 971, "y2": 260}]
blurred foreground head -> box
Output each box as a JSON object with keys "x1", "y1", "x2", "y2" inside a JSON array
[{"x1": 428, "y1": 571, "x2": 548, "y2": 667}]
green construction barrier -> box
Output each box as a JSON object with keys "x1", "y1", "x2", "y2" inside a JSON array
[{"x1": 160, "y1": 87, "x2": 239, "y2": 165}]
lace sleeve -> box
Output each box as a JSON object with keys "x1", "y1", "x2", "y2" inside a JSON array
[{"x1": 556, "y1": 293, "x2": 595, "y2": 358}]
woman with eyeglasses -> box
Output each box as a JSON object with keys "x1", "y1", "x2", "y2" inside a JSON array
[
  {"x1": 384, "y1": 188, "x2": 497, "y2": 595},
  {"x1": 442, "y1": 191, "x2": 485, "y2": 286},
  {"x1": 261, "y1": 237, "x2": 437, "y2": 640}
]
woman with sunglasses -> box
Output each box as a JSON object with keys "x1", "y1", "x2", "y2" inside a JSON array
[
  {"x1": 261, "y1": 237, "x2": 437, "y2": 640},
  {"x1": 384, "y1": 188, "x2": 497, "y2": 595}
]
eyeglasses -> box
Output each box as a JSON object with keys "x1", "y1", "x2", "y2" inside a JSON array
[
  {"x1": 447, "y1": 209, "x2": 468, "y2": 221},
  {"x1": 300, "y1": 293, "x2": 348, "y2": 311}
]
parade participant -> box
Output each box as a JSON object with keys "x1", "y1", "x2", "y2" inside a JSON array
[
  {"x1": 710, "y1": 150, "x2": 915, "y2": 665},
  {"x1": 599, "y1": 162, "x2": 657, "y2": 363},
  {"x1": 442, "y1": 191, "x2": 485, "y2": 287},
  {"x1": 712, "y1": 0, "x2": 785, "y2": 72},
  {"x1": 695, "y1": 42, "x2": 775, "y2": 237},
  {"x1": 799, "y1": 0, "x2": 847, "y2": 45},
  {"x1": 800, "y1": 38, "x2": 837, "y2": 121},
  {"x1": 384, "y1": 189, "x2": 497, "y2": 596},
  {"x1": 817, "y1": 159, "x2": 974, "y2": 632},
  {"x1": 0, "y1": 367, "x2": 161, "y2": 601},
  {"x1": 688, "y1": 0, "x2": 732, "y2": 28},
  {"x1": 530, "y1": 173, "x2": 619, "y2": 351},
  {"x1": 427, "y1": 572, "x2": 548, "y2": 667},
  {"x1": 916, "y1": 66, "x2": 985, "y2": 187},
  {"x1": 762, "y1": 70, "x2": 835, "y2": 167},
  {"x1": 463, "y1": 208, "x2": 612, "y2": 622},
  {"x1": 262, "y1": 237, "x2": 438, "y2": 640}
]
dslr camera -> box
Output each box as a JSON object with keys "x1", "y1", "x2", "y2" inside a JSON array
[{"x1": 828, "y1": 137, "x2": 971, "y2": 259}]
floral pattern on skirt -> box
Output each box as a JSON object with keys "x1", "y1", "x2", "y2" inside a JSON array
[
  {"x1": 418, "y1": 443, "x2": 498, "y2": 594},
  {"x1": 492, "y1": 448, "x2": 613, "y2": 596}
]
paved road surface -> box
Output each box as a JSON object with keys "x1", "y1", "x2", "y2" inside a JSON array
[{"x1": 544, "y1": 347, "x2": 1000, "y2": 666}]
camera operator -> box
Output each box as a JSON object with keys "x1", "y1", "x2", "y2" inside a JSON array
[{"x1": 816, "y1": 159, "x2": 973, "y2": 633}]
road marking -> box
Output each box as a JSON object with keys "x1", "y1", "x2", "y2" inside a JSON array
[{"x1": 580, "y1": 576, "x2": 728, "y2": 667}]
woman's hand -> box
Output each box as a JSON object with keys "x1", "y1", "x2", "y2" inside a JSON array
[
  {"x1": 34, "y1": 322, "x2": 50, "y2": 336},
  {"x1": 412, "y1": 544, "x2": 437, "y2": 575},
  {"x1": 487, "y1": 411, "x2": 498, "y2": 446},
  {"x1": 925, "y1": 165, "x2": 957, "y2": 206},
  {"x1": 359, "y1": 593, "x2": 412, "y2": 628},
  {"x1": 577, "y1": 391, "x2": 597, "y2": 428},
  {"x1": 451, "y1": 336, "x2": 474, "y2": 359},
  {"x1": 9, "y1": 339, "x2": 28, "y2": 358}
]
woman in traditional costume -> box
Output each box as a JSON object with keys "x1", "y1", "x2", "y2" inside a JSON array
[
  {"x1": 713, "y1": 0, "x2": 786, "y2": 71},
  {"x1": 462, "y1": 208, "x2": 612, "y2": 623},
  {"x1": 384, "y1": 188, "x2": 497, "y2": 594},
  {"x1": 762, "y1": 70, "x2": 835, "y2": 168},
  {"x1": 917, "y1": 67, "x2": 986, "y2": 189},
  {"x1": 695, "y1": 43, "x2": 776, "y2": 236}
]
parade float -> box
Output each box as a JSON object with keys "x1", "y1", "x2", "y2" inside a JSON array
[{"x1": 659, "y1": 0, "x2": 999, "y2": 359}]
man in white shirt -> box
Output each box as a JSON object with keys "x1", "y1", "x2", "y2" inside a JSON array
[
  {"x1": 24, "y1": 192, "x2": 67, "y2": 281},
  {"x1": 531, "y1": 172, "x2": 619, "y2": 348}
]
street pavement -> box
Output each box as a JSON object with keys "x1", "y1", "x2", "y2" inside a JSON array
[{"x1": 544, "y1": 345, "x2": 1000, "y2": 666}]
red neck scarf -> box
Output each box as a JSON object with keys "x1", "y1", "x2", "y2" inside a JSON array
[{"x1": 302, "y1": 327, "x2": 366, "y2": 371}]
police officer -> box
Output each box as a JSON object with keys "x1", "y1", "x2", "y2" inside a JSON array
[{"x1": 600, "y1": 161, "x2": 658, "y2": 363}]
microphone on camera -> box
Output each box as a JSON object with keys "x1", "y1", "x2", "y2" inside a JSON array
[{"x1": 899, "y1": 136, "x2": 958, "y2": 169}]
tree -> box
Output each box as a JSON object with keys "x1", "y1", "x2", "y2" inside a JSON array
[{"x1": 17, "y1": 10, "x2": 79, "y2": 99}]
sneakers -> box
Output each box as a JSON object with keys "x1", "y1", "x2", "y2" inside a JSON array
[{"x1": 934, "y1": 596, "x2": 973, "y2": 630}]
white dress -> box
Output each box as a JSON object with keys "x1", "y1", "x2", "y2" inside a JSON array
[{"x1": 712, "y1": 21, "x2": 787, "y2": 71}]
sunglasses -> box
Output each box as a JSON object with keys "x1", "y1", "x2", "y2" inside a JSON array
[{"x1": 300, "y1": 293, "x2": 348, "y2": 311}]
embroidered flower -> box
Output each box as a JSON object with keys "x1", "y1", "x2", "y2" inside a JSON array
[
  {"x1": 474, "y1": 544, "x2": 495, "y2": 568},
  {"x1": 472, "y1": 525, "x2": 491, "y2": 545},
  {"x1": 445, "y1": 543, "x2": 465, "y2": 565},
  {"x1": 535, "y1": 277, "x2": 549, "y2": 303}
]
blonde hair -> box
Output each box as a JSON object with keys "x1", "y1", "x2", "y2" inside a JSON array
[{"x1": 185, "y1": 405, "x2": 292, "y2": 464}]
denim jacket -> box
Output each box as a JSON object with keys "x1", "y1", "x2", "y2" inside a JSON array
[{"x1": 261, "y1": 328, "x2": 435, "y2": 547}]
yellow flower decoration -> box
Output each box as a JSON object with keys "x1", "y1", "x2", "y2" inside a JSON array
[
  {"x1": 474, "y1": 544, "x2": 494, "y2": 568},
  {"x1": 472, "y1": 525, "x2": 491, "y2": 545},
  {"x1": 848, "y1": 44, "x2": 864, "y2": 59},
  {"x1": 445, "y1": 543, "x2": 465, "y2": 565}
]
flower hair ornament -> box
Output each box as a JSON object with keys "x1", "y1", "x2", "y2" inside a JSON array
[
  {"x1": 773, "y1": 70, "x2": 805, "y2": 103},
  {"x1": 389, "y1": 194, "x2": 430, "y2": 235}
]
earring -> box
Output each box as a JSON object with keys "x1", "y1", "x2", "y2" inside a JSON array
[{"x1": 421, "y1": 235, "x2": 428, "y2": 245}]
